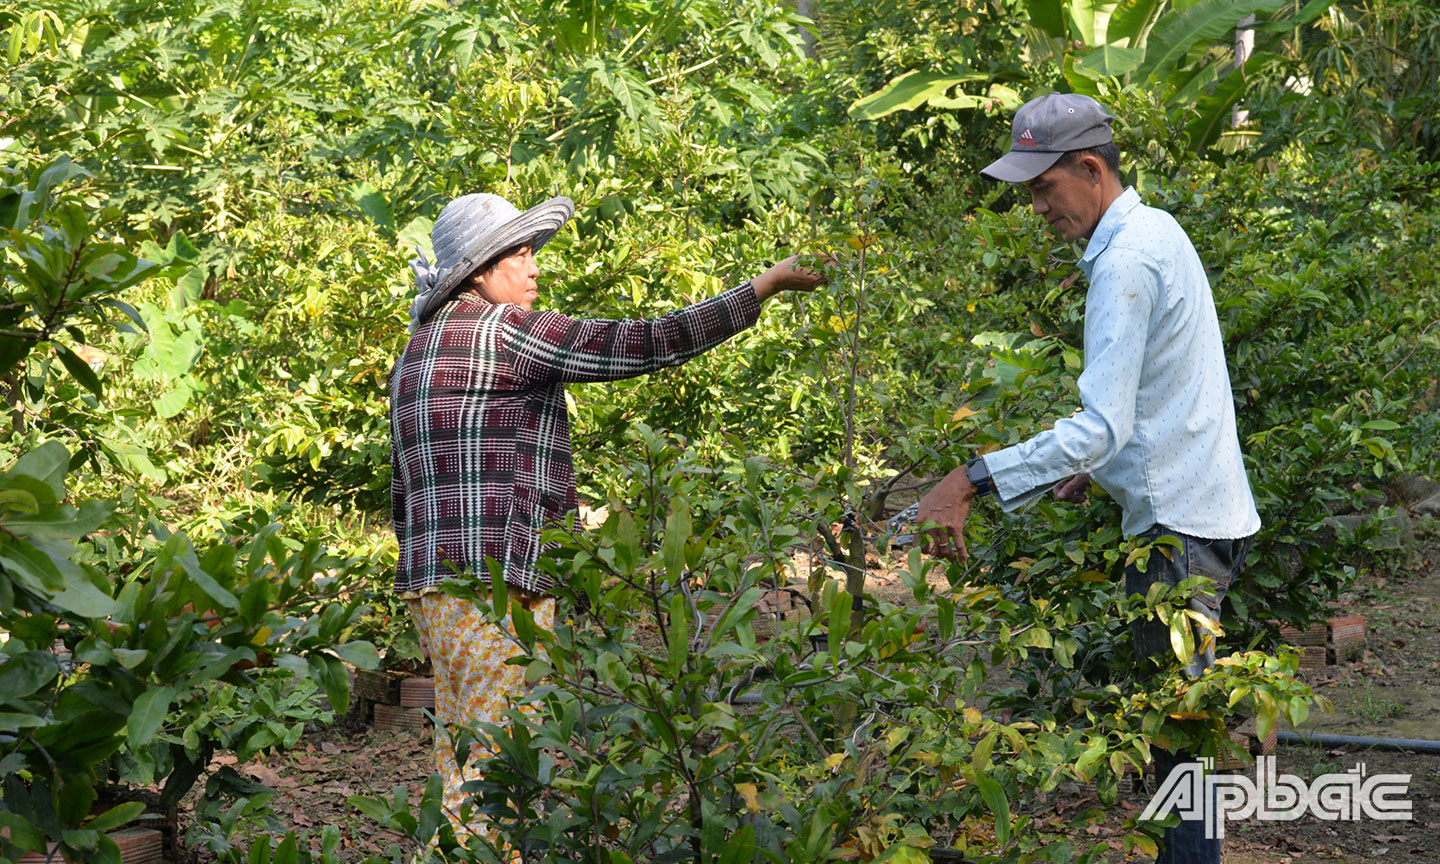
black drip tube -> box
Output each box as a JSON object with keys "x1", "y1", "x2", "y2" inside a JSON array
[{"x1": 1277, "y1": 730, "x2": 1440, "y2": 754}]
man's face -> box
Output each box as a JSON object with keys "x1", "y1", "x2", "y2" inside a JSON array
[
  {"x1": 476, "y1": 245, "x2": 540, "y2": 309},
  {"x1": 1023, "y1": 158, "x2": 1103, "y2": 243}
]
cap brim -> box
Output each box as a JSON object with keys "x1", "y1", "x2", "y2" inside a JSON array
[
  {"x1": 434, "y1": 196, "x2": 575, "y2": 297},
  {"x1": 980, "y1": 150, "x2": 1064, "y2": 183}
]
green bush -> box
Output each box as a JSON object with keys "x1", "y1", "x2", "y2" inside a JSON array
[{"x1": 350, "y1": 427, "x2": 1313, "y2": 863}]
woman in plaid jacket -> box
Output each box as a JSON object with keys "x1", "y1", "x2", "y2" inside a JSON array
[{"x1": 389, "y1": 192, "x2": 821, "y2": 847}]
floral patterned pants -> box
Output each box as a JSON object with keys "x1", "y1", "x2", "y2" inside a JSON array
[{"x1": 408, "y1": 589, "x2": 555, "y2": 848}]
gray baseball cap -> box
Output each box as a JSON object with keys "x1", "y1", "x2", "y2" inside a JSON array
[{"x1": 981, "y1": 93, "x2": 1115, "y2": 183}]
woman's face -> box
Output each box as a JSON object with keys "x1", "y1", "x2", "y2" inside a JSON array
[{"x1": 473, "y1": 245, "x2": 539, "y2": 309}]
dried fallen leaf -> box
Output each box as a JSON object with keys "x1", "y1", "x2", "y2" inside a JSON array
[
  {"x1": 243, "y1": 764, "x2": 281, "y2": 786},
  {"x1": 321, "y1": 741, "x2": 342, "y2": 755}
]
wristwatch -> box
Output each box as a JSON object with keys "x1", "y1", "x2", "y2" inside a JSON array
[{"x1": 965, "y1": 457, "x2": 994, "y2": 498}]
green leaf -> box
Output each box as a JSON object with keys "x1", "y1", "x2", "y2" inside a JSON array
[
  {"x1": 398, "y1": 216, "x2": 435, "y2": 261},
  {"x1": 1169, "y1": 608, "x2": 1195, "y2": 664},
  {"x1": 153, "y1": 381, "x2": 194, "y2": 419},
  {"x1": 311, "y1": 654, "x2": 351, "y2": 714},
  {"x1": 0, "y1": 537, "x2": 68, "y2": 593},
  {"x1": 490, "y1": 569, "x2": 508, "y2": 621},
  {"x1": 849, "y1": 71, "x2": 990, "y2": 120},
  {"x1": 663, "y1": 496, "x2": 691, "y2": 582},
  {"x1": 1287, "y1": 695, "x2": 1310, "y2": 727},
  {"x1": 1069, "y1": 0, "x2": 1121, "y2": 45},
  {"x1": 972, "y1": 729, "x2": 998, "y2": 772},
  {"x1": 1026, "y1": 0, "x2": 1068, "y2": 37},
  {"x1": 1252, "y1": 0, "x2": 1335, "y2": 32},
  {"x1": 0, "y1": 477, "x2": 57, "y2": 515},
  {"x1": 273, "y1": 834, "x2": 299, "y2": 864},
  {"x1": 348, "y1": 796, "x2": 392, "y2": 823},
  {"x1": 5, "y1": 440, "x2": 70, "y2": 499},
  {"x1": 1255, "y1": 703, "x2": 1277, "y2": 743},
  {"x1": 973, "y1": 771, "x2": 1011, "y2": 848},
  {"x1": 329, "y1": 641, "x2": 379, "y2": 670},
  {"x1": 709, "y1": 586, "x2": 762, "y2": 641},
  {"x1": 0, "y1": 712, "x2": 48, "y2": 731},
  {"x1": 54, "y1": 344, "x2": 104, "y2": 399},
  {"x1": 1053, "y1": 635, "x2": 1077, "y2": 669},
  {"x1": 113, "y1": 649, "x2": 148, "y2": 670},
  {"x1": 82, "y1": 247, "x2": 161, "y2": 292},
  {"x1": 6, "y1": 19, "x2": 24, "y2": 65},
  {"x1": 0, "y1": 651, "x2": 59, "y2": 700},
  {"x1": 3, "y1": 500, "x2": 113, "y2": 542},
  {"x1": 167, "y1": 534, "x2": 239, "y2": 610},
  {"x1": 348, "y1": 183, "x2": 394, "y2": 231},
  {"x1": 127, "y1": 686, "x2": 175, "y2": 747},
  {"x1": 1074, "y1": 43, "x2": 1146, "y2": 77},
  {"x1": 828, "y1": 590, "x2": 853, "y2": 657},
  {"x1": 48, "y1": 576, "x2": 117, "y2": 619},
  {"x1": 523, "y1": 659, "x2": 551, "y2": 684},
  {"x1": 1107, "y1": 0, "x2": 1165, "y2": 44},
  {"x1": 0, "y1": 488, "x2": 40, "y2": 512},
  {"x1": 1135, "y1": 0, "x2": 1287, "y2": 83},
  {"x1": 1064, "y1": 54, "x2": 1104, "y2": 94},
  {"x1": 667, "y1": 592, "x2": 688, "y2": 676},
  {"x1": 87, "y1": 801, "x2": 145, "y2": 833},
  {"x1": 174, "y1": 266, "x2": 205, "y2": 306}
]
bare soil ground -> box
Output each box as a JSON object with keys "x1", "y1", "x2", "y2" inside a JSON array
[
  {"x1": 1217, "y1": 520, "x2": 1440, "y2": 863},
  {"x1": 174, "y1": 522, "x2": 1440, "y2": 863}
]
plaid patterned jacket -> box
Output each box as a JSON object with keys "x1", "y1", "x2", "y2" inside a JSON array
[{"x1": 389, "y1": 283, "x2": 762, "y2": 595}]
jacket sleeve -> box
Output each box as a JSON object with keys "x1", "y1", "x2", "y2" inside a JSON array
[
  {"x1": 501, "y1": 283, "x2": 763, "y2": 384},
  {"x1": 983, "y1": 248, "x2": 1160, "y2": 509}
]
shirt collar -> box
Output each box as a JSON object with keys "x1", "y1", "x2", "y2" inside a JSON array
[{"x1": 1080, "y1": 187, "x2": 1142, "y2": 275}]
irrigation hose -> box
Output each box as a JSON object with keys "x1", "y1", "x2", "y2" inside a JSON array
[{"x1": 1277, "y1": 730, "x2": 1440, "y2": 754}]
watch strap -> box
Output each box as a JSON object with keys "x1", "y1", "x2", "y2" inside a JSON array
[{"x1": 965, "y1": 457, "x2": 994, "y2": 497}]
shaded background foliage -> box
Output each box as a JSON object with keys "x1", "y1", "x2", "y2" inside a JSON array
[{"x1": 2, "y1": 0, "x2": 1439, "y2": 860}]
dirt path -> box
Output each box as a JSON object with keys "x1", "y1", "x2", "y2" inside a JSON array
[{"x1": 1217, "y1": 524, "x2": 1440, "y2": 862}]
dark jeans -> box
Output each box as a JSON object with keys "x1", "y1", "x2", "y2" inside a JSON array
[{"x1": 1126, "y1": 526, "x2": 1253, "y2": 864}]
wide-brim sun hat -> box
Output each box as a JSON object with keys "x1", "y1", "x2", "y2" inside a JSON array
[{"x1": 408, "y1": 193, "x2": 574, "y2": 331}]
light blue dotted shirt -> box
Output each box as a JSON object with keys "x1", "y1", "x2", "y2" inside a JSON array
[{"x1": 984, "y1": 188, "x2": 1262, "y2": 539}]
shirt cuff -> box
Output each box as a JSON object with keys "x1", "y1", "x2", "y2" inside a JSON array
[
  {"x1": 731, "y1": 281, "x2": 764, "y2": 326},
  {"x1": 982, "y1": 446, "x2": 1050, "y2": 513}
]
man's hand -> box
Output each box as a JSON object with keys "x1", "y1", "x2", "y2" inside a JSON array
[
  {"x1": 1053, "y1": 473, "x2": 1091, "y2": 505},
  {"x1": 752, "y1": 254, "x2": 829, "y2": 300},
  {"x1": 917, "y1": 465, "x2": 978, "y2": 561}
]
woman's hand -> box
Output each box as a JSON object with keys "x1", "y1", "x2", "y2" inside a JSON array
[{"x1": 752, "y1": 254, "x2": 828, "y2": 300}]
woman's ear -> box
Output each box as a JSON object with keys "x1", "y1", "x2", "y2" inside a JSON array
[{"x1": 467, "y1": 271, "x2": 489, "y2": 299}]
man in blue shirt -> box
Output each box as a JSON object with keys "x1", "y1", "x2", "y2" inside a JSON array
[{"x1": 918, "y1": 93, "x2": 1261, "y2": 864}]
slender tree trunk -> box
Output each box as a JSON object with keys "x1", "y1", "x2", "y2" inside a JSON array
[
  {"x1": 1233, "y1": 14, "x2": 1257, "y2": 136},
  {"x1": 796, "y1": 0, "x2": 819, "y2": 59}
]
